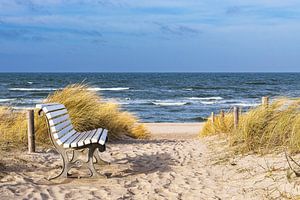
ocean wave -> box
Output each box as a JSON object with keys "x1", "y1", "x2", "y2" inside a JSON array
[
  {"x1": 187, "y1": 116, "x2": 206, "y2": 122},
  {"x1": 152, "y1": 101, "x2": 188, "y2": 106},
  {"x1": 200, "y1": 101, "x2": 216, "y2": 105},
  {"x1": 103, "y1": 98, "x2": 154, "y2": 106},
  {"x1": 245, "y1": 81, "x2": 267, "y2": 85},
  {"x1": 9, "y1": 88, "x2": 58, "y2": 91},
  {"x1": 87, "y1": 87, "x2": 130, "y2": 91},
  {"x1": 20, "y1": 98, "x2": 44, "y2": 104},
  {"x1": 184, "y1": 86, "x2": 229, "y2": 90},
  {"x1": 219, "y1": 99, "x2": 240, "y2": 104},
  {"x1": 0, "y1": 98, "x2": 15, "y2": 103},
  {"x1": 9, "y1": 87, "x2": 130, "y2": 92},
  {"x1": 109, "y1": 99, "x2": 131, "y2": 105},
  {"x1": 117, "y1": 102, "x2": 130, "y2": 105},
  {"x1": 12, "y1": 106, "x2": 35, "y2": 110},
  {"x1": 0, "y1": 98, "x2": 44, "y2": 104},
  {"x1": 130, "y1": 100, "x2": 153, "y2": 105},
  {"x1": 188, "y1": 97, "x2": 223, "y2": 100}
]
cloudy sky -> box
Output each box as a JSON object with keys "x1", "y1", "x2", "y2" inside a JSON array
[{"x1": 0, "y1": 0, "x2": 300, "y2": 72}]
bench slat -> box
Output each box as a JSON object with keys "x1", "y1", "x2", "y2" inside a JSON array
[
  {"x1": 43, "y1": 104, "x2": 66, "y2": 113},
  {"x1": 91, "y1": 128, "x2": 103, "y2": 143},
  {"x1": 36, "y1": 103, "x2": 60, "y2": 109},
  {"x1": 56, "y1": 129, "x2": 76, "y2": 146},
  {"x1": 50, "y1": 120, "x2": 72, "y2": 133},
  {"x1": 83, "y1": 130, "x2": 97, "y2": 145},
  {"x1": 63, "y1": 132, "x2": 81, "y2": 148},
  {"x1": 99, "y1": 129, "x2": 107, "y2": 145},
  {"x1": 53, "y1": 124, "x2": 73, "y2": 139},
  {"x1": 77, "y1": 130, "x2": 94, "y2": 147},
  {"x1": 49, "y1": 114, "x2": 69, "y2": 126},
  {"x1": 46, "y1": 109, "x2": 68, "y2": 120},
  {"x1": 70, "y1": 131, "x2": 89, "y2": 148}
]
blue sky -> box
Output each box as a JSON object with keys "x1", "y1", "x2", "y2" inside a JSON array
[{"x1": 0, "y1": 0, "x2": 300, "y2": 72}]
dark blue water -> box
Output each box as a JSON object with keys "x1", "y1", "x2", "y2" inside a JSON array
[{"x1": 0, "y1": 73, "x2": 299, "y2": 122}]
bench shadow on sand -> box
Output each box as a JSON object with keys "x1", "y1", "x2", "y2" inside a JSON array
[{"x1": 110, "y1": 152, "x2": 176, "y2": 178}]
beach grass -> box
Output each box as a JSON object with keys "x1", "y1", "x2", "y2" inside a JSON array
[
  {"x1": 200, "y1": 110, "x2": 234, "y2": 137},
  {"x1": 0, "y1": 84, "x2": 149, "y2": 147},
  {"x1": 0, "y1": 107, "x2": 28, "y2": 148},
  {"x1": 200, "y1": 98, "x2": 300, "y2": 153}
]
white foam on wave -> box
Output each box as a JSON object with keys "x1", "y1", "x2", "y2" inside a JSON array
[
  {"x1": 12, "y1": 106, "x2": 35, "y2": 110},
  {"x1": 188, "y1": 97, "x2": 223, "y2": 100},
  {"x1": 21, "y1": 98, "x2": 44, "y2": 104},
  {"x1": 200, "y1": 101, "x2": 216, "y2": 105},
  {"x1": 0, "y1": 98, "x2": 44, "y2": 104},
  {"x1": 152, "y1": 101, "x2": 188, "y2": 106},
  {"x1": 219, "y1": 99, "x2": 239, "y2": 104},
  {"x1": 123, "y1": 99, "x2": 150, "y2": 105},
  {"x1": 27, "y1": 82, "x2": 33, "y2": 84},
  {"x1": 9, "y1": 88, "x2": 58, "y2": 91},
  {"x1": 88, "y1": 87, "x2": 130, "y2": 91},
  {"x1": 0, "y1": 98, "x2": 15, "y2": 103},
  {"x1": 102, "y1": 97, "x2": 132, "y2": 105},
  {"x1": 117, "y1": 102, "x2": 130, "y2": 105}
]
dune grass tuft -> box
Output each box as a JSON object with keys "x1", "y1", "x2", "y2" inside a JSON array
[
  {"x1": 0, "y1": 84, "x2": 149, "y2": 148},
  {"x1": 231, "y1": 98, "x2": 300, "y2": 153},
  {"x1": 200, "y1": 110, "x2": 234, "y2": 137},
  {"x1": 0, "y1": 107, "x2": 28, "y2": 148},
  {"x1": 200, "y1": 98, "x2": 300, "y2": 153}
]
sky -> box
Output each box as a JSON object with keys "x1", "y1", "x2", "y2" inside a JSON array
[{"x1": 0, "y1": 0, "x2": 300, "y2": 72}]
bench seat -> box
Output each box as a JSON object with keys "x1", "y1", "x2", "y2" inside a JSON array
[{"x1": 36, "y1": 103, "x2": 108, "y2": 149}]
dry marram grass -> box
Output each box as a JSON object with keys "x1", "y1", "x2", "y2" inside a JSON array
[
  {"x1": 0, "y1": 107, "x2": 28, "y2": 148},
  {"x1": 0, "y1": 84, "x2": 149, "y2": 147},
  {"x1": 200, "y1": 110, "x2": 234, "y2": 137},
  {"x1": 200, "y1": 98, "x2": 300, "y2": 153}
]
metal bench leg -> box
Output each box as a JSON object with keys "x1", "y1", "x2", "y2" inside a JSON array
[
  {"x1": 87, "y1": 145, "x2": 107, "y2": 178},
  {"x1": 48, "y1": 150, "x2": 71, "y2": 180},
  {"x1": 94, "y1": 148, "x2": 110, "y2": 166}
]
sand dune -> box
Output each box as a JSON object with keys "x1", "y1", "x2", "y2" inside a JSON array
[{"x1": 0, "y1": 123, "x2": 300, "y2": 199}]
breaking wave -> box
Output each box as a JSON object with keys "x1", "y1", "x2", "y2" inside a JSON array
[
  {"x1": 87, "y1": 87, "x2": 130, "y2": 91},
  {"x1": 9, "y1": 88, "x2": 58, "y2": 91},
  {"x1": 187, "y1": 97, "x2": 223, "y2": 100}
]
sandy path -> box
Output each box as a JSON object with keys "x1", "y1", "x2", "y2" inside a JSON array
[
  {"x1": 145, "y1": 123, "x2": 202, "y2": 139},
  {"x1": 0, "y1": 123, "x2": 300, "y2": 199}
]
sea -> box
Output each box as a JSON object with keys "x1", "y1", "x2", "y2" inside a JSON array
[{"x1": 0, "y1": 73, "x2": 299, "y2": 122}]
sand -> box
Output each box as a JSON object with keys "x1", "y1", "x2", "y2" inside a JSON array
[
  {"x1": 1, "y1": 123, "x2": 300, "y2": 199},
  {"x1": 145, "y1": 123, "x2": 202, "y2": 139}
]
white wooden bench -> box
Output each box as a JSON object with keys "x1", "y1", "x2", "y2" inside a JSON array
[{"x1": 37, "y1": 103, "x2": 109, "y2": 179}]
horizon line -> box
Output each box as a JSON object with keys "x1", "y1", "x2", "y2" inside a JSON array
[{"x1": 0, "y1": 71, "x2": 299, "y2": 73}]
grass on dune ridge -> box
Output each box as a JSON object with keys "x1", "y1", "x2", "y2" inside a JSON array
[
  {"x1": 200, "y1": 98, "x2": 300, "y2": 153},
  {"x1": 200, "y1": 110, "x2": 234, "y2": 137},
  {"x1": 0, "y1": 107, "x2": 28, "y2": 147},
  {"x1": 0, "y1": 84, "x2": 150, "y2": 148}
]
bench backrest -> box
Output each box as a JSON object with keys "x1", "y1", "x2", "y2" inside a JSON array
[{"x1": 36, "y1": 103, "x2": 76, "y2": 142}]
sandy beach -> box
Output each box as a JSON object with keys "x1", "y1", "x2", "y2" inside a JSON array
[{"x1": 1, "y1": 123, "x2": 300, "y2": 199}]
